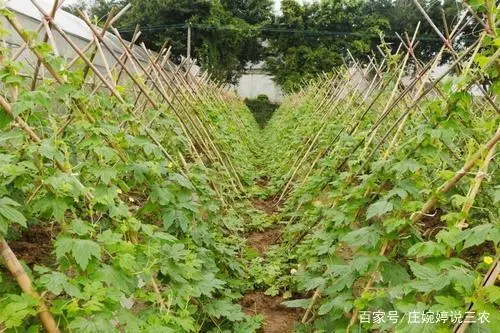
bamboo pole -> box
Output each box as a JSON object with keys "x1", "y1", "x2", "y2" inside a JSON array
[
  {"x1": 11, "y1": 0, "x2": 66, "y2": 61},
  {"x1": 456, "y1": 143, "x2": 496, "y2": 229},
  {"x1": 347, "y1": 126, "x2": 500, "y2": 331},
  {"x1": 0, "y1": 238, "x2": 60, "y2": 333}
]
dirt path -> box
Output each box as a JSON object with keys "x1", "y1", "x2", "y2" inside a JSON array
[
  {"x1": 240, "y1": 291, "x2": 302, "y2": 333},
  {"x1": 246, "y1": 227, "x2": 282, "y2": 255},
  {"x1": 243, "y1": 190, "x2": 303, "y2": 332}
]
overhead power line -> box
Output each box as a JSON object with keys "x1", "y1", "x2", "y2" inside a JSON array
[{"x1": 117, "y1": 23, "x2": 467, "y2": 42}]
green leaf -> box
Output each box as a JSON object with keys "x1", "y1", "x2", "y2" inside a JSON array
[
  {"x1": 150, "y1": 186, "x2": 174, "y2": 205},
  {"x1": 391, "y1": 159, "x2": 423, "y2": 174},
  {"x1": 0, "y1": 204, "x2": 26, "y2": 227},
  {"x1": 90, "y1": 167, "x2": 117, "y2": 185},
  {"x1": 463, "y1": 224, "x2": 490, "y2": 249},
  {"x1": 69, "y1": 219, "x2": 91, "y2": 236},
  {"x1": 407, "y1": 241, "x2": 447, "y2": 258},
  {"x1": 54, "y1": 237, "x2": 74, "y2": 260},
  {"x1": 38, "y1": 140, "x2": 63, "y2": 162},
  {"x1": 163, "y1": 209, "x2": 190, "y2": 232},
  {"x1": 448, "y1": 268, "x2": 474, "y2": 292},
  {"x1": 303, "y1": 276, "x2": 326, "y2": 291},
  {"x1": 318, "y1": 293, "x2": 353, "y2": 315},
  {"x1": 0, "y1": 107, "x2": 13, "y2": 129},
  {"x1": 54, "y1": 237, "x2": 101, "y2": 270},
  {"x1": 436, "y1": 228, "x2": 466, "y2": 249},
  {"x1": 494, "y1": 188, "x2": 500, "y2": 203},
  {"x1": 68, "y1": 316, "x2": 116, "y2": 332},
  {"x1": 169, "y1": 173, "x2": 194, "y2": 190},
  {"x1": 381, "y1": 262, "x2": 410, "y2": 286},
  {"x1": 109, "y1": 203, "x2": 129, "y2": 219},
  {"x1": 282, "y1": 299, "x2": 311, "y2": 309},
  {"x1": 435, "y1": 296, "x2": 462, "y2": 308},
  {"x1": 482, "y1": 286, "x2": 500, "y2": 303},
  {"x1": 408, "y1": 261, "x2": 438, "y2": 279},
  {"x1": 12, "y1": 91, "x2": 51, "y2": 117},
  {"x1": 341, "y1": 226, "x2": 380, "y2": 249},
  {"x1": 0, "y1": 294, "x2": 38, "y2": 328},
  {"x1": 32, "y1": 196, "x2": 71, "y2": 222},
  {"x1": 366, "y1": 200, "x2": 393, "y2": 219},
  {"x1": 192, "y1": 273, "x2": 225, "y2": 297},
  {"x1": 97, "y1": 230, "x2": 123, "y2": 244},
  {"x1": 72, "y1": 239, "x2": 100, "y2": 270},
  {"x1": 0, "y1": 197, "x2": 21, "y2": 207},
  {"x1": 383, "y1": 217, "x2": 408, "y2": 233},
  {"x1": 40, "y1": 271, "x2": 67, "y2": 296},
  {"x1": 409, "y1": 275, "x2": 451, "y2": 292},
  {"x1": 204, "y1": 300, "x2": 245, "y2": 321}
]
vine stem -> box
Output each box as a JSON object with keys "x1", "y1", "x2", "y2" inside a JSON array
[
  {"x1": 301, "y1": 289, "x2": 321, "y2": 323},
  {"x1": 347, "y1": 125, "x2": 500, "y2": 332},
  {"x1": 0, "y1": 237, "x2": 60, "y2": 333},
  {"x1": 411, "y1": 126, "x2": 500, "y2": 224},
  {"x1": 151, "y1": 277, "x2": 167, "y2": 312},
  {"x1": 454, "y1": 254, "x2": 500, "y2": 333},
  {"x1": 456, "y1": 139, "x2": 497, "y2": 229}
]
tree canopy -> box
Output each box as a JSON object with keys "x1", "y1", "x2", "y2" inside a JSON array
[
  {"x1": 265, "y1": 0, "x2": 390, "y2": 91},
  {"x1": 66, "y1": 0, "x2": 472, "y2": 90}
]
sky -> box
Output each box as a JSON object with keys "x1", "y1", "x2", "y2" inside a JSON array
[{"x1": 273, "y1": 0, "x2": 281, "y2": 13}]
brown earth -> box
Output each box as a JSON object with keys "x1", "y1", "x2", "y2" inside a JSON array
[
  {"x1": 255, "y1": 177, "x2": 270, "y2": 187},
  {"x1": 9, "y1": 224, "x2": 57, "y2": 267},
  {"x1": 245, "y1": 182, "x2": 304, "y2": 332},
  {"x1": 417, "y1": 208, "x2": 445, "y2": 238},
  {"x1": 460, "y1": 240, "x2": 496, "y2": 267},
  {"x1": 246, "y1": 227, "x2": 283, "y2": 255},
  {"x1": 252, "y1": 198, "x2": 280, "y2": 215},
  {"x1": 240, "y1": 291, "x2": 303, "y2": 333}
]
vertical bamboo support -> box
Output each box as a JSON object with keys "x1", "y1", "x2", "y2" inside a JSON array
[
  {"x1": 0, "y1": 238, "x2": 60, "y2": 333},
  {"x1": 456, "y1": 144, "x2": 496, "y2": 229},
  {"x1": 30, "y1": 0, "x2": 61, "y2": 91},
  {"x1": 347, "y1": 127, "x2": 500, "y2": 332}
]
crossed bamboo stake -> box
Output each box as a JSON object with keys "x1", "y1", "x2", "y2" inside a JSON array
[
  {"x1": 0, "y1": 3, "x2": 253, "y2": 332},
  {"x1": 295, "y1": 2, "x2": 499, "y2": 328}
]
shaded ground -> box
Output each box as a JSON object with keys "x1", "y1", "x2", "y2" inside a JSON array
[
  {"x1": 245, "y1": 95, "x2": 279, "y2": 128},
  {"x1": 244, "y1": 182, "x2": 302, "y2": 332},
  {"x1": 9, "y1": 224, "x2": 57, "y2": 267},
  {"x1": 251, "y1": 198, "x2": 280, "y2": 215},
  {"x1": 240, "y1": 291, "x2": 303, "y2": 333},
  {"x1": 246, "y1": 227, "x2": 283, "y2": 255}
]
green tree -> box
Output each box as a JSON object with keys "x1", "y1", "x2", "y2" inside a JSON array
[
  {"x1": 265, "y1": 0, "x2": 388, "y2": 92},
  {"x1": 221, "y1": 0, "x2": 274, "y2": 24},
  {"x1": 84, "y1": 0, "x2": 272, "y2": 84},
  {"x1": 363, "y1": 0, "x2": 464, "y2": 60},
  {"x1": 265, "y1": 0, "x2": 472, "y2": 91}
]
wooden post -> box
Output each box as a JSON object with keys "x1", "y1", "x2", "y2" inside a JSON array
[{"x1": 187, "y1": 22, "x2": 192, "y2": 59}]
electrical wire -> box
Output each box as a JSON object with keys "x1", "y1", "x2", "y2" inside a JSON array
[{"x1": 118, "y1": 23, "x2": 475, "y2": 42}]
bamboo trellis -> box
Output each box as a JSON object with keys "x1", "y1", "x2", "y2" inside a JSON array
[
  {"x1": 258, "y1": 1, "x2": 498, "y2": 329},
  {"x1": 0, "y1": 2, "x2": 256, "y2": 331}
]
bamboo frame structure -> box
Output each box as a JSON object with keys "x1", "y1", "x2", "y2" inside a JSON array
[
  {"x1": 0, "y1": 3, "x2": 256, "y2": 330},
  {"x1": 266, "y1": 2, "x2": 499, "y2": 328}
]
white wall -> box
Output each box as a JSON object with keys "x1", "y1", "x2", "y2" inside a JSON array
[{"x1": 236, "y1": 73, "x2": 284, "y2": 103}]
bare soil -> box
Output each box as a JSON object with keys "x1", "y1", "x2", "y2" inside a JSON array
[
  {"x1": 417, "y1": 208, "x2": 445, "y2": 238},
  {"x1": 9, "y1": 224, "x2": 57, "y2": 267},
  {"x1": 255, "y1": 177, "x2": 270, "y2": 187},
  {"x1": 246, "y1": 227, "x2": 283, "y2": 255},
  {"x1": 252, "y1": 198, "x2": 280, "y2": 215},
  {"x1": 460, "y1": 240, "x2": 495, "y2": 267},
  {"x1": 240, "y1": 291, "x2": 303, "y2": 333},
  {"x1": 244, "y1": 181, "x2": 303, "y2": 332}
]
